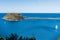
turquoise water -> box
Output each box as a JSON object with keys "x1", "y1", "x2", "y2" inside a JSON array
[{"x1": 0, "y1": 13, "x2": 60, "y2": 40}]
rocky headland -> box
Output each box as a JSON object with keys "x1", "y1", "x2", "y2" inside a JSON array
[{"x1": 3, "y1": 13, "x2": 24, "y2": 21}]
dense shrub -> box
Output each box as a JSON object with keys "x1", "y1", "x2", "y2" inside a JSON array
[{"x1": 0, "y1": 33, "x2": 36, "y2": 40}]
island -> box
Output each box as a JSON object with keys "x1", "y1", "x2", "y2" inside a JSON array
[{"x1": 3, "y1": 13, "x2": 24, "y2": 21}]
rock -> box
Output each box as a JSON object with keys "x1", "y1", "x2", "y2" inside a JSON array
[{"x1": 3, "y1": 13, "x2": 24, "y2": 21}]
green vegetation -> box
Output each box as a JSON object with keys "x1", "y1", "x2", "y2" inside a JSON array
[{"x1": 0, "y1": 33, "x2": 36, "y2": 40}]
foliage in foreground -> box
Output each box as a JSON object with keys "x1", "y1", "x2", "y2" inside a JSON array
[{"x1": 0, "y1": 33, "x2": 36, "y2": 40}]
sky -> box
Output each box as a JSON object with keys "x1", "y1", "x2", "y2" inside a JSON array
[{"x1": 0, "y1": 0, "x2": 60, "y2": 13}]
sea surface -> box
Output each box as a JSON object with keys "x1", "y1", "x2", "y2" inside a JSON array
[{"x1": 0, "y1": 13, "x2": 60, "y2": 40}]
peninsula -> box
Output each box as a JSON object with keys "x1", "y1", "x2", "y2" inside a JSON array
[{"x1": 3, "y1": 13, "x2": 60, "y2": 21}]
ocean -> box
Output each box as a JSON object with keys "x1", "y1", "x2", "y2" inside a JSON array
[{"x1": 0, "y1": 13, "x2": 60, "y2": 40}]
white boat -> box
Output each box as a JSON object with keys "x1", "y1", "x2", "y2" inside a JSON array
[{"x1": 55, "y1": 25, "x2": 58, "y2": 30}]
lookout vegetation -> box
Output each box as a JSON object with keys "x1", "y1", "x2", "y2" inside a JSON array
[
  {"x1": 3, "y1": 13, "x2": 24, "y2": 21},
  {"x1": 0, "y1": 33, "x2": 36, "y2": 40}
]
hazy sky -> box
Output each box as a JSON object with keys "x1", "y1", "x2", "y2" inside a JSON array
[{"x1": 0, "y1": 0, "x2": 60, "y2": 13}]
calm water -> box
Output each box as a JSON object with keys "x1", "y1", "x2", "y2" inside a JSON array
[{"x1": 0, "y1": 13, "x2": 60, "y2": 40}]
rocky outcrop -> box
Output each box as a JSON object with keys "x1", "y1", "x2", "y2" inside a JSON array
[{"x1": 3, "y1": 13, "x2": 24, "y2": 21}]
